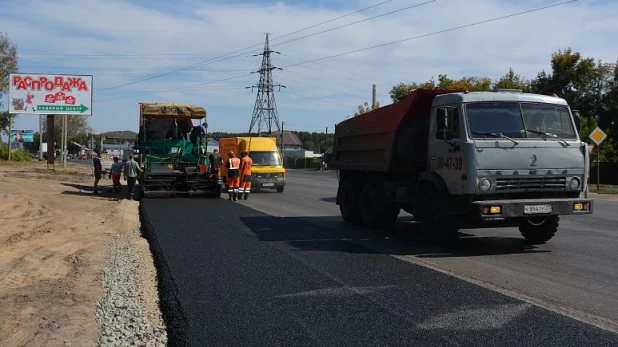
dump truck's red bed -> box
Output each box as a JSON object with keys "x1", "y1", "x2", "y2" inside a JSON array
[{"x1": 330, "y1": 89, "x2": 460, "y2": 173}]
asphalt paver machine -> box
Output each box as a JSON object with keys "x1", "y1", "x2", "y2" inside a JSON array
[{"x1": 136, "y1": 102, "x2": 223, "y2": 198}]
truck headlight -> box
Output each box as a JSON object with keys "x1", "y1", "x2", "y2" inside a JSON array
[
  {"x1": 569, "y1": 177, "x2": 581, "y2": 190},
  {"x1": 479, "y1": 178, "x2": 492, "y2": 192}
]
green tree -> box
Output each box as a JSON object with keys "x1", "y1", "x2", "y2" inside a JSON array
[
  {"x1": 354, "y1": 101, "x2": 380, "y2": 116},
  {"x1": 493, "y1": 68, "x2": 529, "y2": 90},
  {"x1": 43, "y1": 115, "x2": 93, "y2": 143},
  {"x1": 0, "y1": 32, "x2": 18, "y2": 137}
]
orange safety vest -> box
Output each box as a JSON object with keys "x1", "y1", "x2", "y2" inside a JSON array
[
  {"x1": 241, "y1": 156, "x2": 252, "y2": 176},
  {"x1": 228, "y1": 157, "x2": 240, "y2": 178}
]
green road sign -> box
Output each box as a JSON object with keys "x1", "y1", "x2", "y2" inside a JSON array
[{"x1": 37, "y1": 104, "x2": 89, "y2": 113}]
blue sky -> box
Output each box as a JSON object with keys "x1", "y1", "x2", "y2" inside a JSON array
[{"x1": 1, "y1": 0, "x2": 618, "y2": 135}]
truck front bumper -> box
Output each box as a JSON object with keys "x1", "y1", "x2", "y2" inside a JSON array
[
  {"x1": 251, "y1": 178, "x2": 285, "y2": 189},
  {"x1": 471, "y1": 198, "x2": 593, "y2": 220}
]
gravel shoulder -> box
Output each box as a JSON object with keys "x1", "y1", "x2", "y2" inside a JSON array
[{"x1": 0, "y1": 161, "x2": 165, "y2": 346}]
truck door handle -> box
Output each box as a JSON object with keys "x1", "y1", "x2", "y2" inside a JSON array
[{"x1": 431, "y1": 156, "x2": 437, "y2": 160}]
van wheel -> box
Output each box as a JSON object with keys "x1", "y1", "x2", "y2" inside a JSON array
[
  {"x1": 519, "y1": 216, "x2": 559, "y2": 244},
  {"x1": 276, "y1": 186, "x2": 284, "y2": 193},
  {"x1": 338, "y1": 181, "x2": 361, "y2": 223},
  {"x1": 359, "y1": 184, "x2": 399, "y2": 230},
  {"x1": 416, "y1": 186, "x2": 459, "y2": 245}
]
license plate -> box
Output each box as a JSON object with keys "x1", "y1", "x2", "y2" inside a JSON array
[
  {"x1": 263, "y1": 183, "x2": 274, "y2": 187},
  {"x1": 524, "y1": 204, "x2": 552, "y2": 214}
]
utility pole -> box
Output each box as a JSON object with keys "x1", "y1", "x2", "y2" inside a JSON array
[
  {"x1": 247, "y1": 33, "x2": 286, "y2": 135},
  {"x1": 324, "y1": 127, "x2": 328, "y2": 154},
  {"x1": 372, "y1": 84, "x2": 377, "y2": 109},
  {"x1": 280, "y1": 121, "x2": 284, "y2": 153}
]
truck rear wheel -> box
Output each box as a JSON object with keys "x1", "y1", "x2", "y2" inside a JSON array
[
  {"x1": 338, "y1": 181, "x2": 361, "y2": 223},
  {"x1": 416, "y1": 186, "x2": 459, "y2": 245},
  {"x1": 519, "y1": 216, "x2": 559, "y2": 244},
  {"x1": 358, "y1": 184, "x2": 399, "y2": 230}
]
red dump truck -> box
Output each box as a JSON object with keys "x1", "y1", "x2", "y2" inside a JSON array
[{"x1": 329, "y1": 88, "x2": 593, "y2": 244}]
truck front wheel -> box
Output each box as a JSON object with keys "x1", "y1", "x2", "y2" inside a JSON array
[
  {"x1": 338, "y1": 181, "x2": 361, "y2": 223},
  {"x1": 416, "y1": 186, "x2": 459, "y2": 245},
  {"x1": 358, "y1": 184, "x2": 399, "y2": 230},
  {"x1": 519, "y1": 216, "x2": 559, "y2": 244}
]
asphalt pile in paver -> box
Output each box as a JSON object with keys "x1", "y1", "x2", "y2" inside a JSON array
[{"x1": 96, "y1": 228, "x2": 168, "y2": 347}]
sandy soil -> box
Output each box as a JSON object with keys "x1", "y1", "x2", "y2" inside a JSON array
[{"x1": 0, "y1": 160, "x2": 144, "y2": 346}]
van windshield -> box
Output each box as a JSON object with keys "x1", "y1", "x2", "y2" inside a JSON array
[
  {"x1": 465, "y1": 102, "x2": 576, "y2": 140},
  {"x1": 249, "y1": 151, "x2": 281, "y2": 166}
]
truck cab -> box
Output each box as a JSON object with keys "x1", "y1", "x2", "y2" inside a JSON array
[{"x1": 219, "y1": 137, "x2": 286, "y2": 192}]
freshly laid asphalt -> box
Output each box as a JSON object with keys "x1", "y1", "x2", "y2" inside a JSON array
[{"x1": 141, "y1": 186, "x2": 618, "y2": 346}]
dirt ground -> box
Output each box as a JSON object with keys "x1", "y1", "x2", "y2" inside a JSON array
[{"x1": 0, "y1": 160, "x2": 142, "y2": 346}]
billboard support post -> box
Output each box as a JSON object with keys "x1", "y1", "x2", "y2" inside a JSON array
[
  {"x1": 8, "y1": 117, "x2": 12, "y2": 162},
  {"x1": 47, "y1": 115, "x2": 55, "y2": 169},
  {"x1": 39, "y1": 114, "x2": 43, "y2": 160},
  {"x1": 63, "y1": 114, "x2": 68, "y2": 169}
]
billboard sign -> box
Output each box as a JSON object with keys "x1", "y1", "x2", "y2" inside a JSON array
[
  {"x1": 10, "y1": 130, "x2": 34, "y2": 143},
  {"x1": 8, "y1": 74, "x2": 93, "y2": 116}
]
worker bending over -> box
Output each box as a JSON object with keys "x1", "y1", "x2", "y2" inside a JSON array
[
  {"x1": 226, "y1": 151, "x2": 241, "y2": 201},
  {"x1": 239, "y1": 150, "x2": 253, "y2": 200}
]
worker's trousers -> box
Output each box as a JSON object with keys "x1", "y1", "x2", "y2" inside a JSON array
[
  {"x1": 227, "y1": 177, "x2": 240, "y2": 201},
  {"x1": 240, "y1": 175, "x2": 251, "y2": 200}
]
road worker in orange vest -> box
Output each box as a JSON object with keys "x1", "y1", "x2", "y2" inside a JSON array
[
  {"x1": 239, "y1": 150, "x2": 253, "y2": 200},
  {"x1": 226, "y1": 151, "x2": 241, "y2": 201}
]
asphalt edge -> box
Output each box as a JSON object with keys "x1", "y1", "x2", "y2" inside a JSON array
[{"x1": 139, "y1": 202, "x2": 190, "y2": 347}]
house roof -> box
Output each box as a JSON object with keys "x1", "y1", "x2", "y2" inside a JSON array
[
  {"x1": 102, "y1": 131, "x2": 138, "y2": 141},
  {"x1": 282, "y1": 131, "x2": 302, "y2": 146}
]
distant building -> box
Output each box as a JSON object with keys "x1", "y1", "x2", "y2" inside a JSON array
[
  {"x1": 280, "y1": 131, "x2": 322, "y2": 158},
  {"x1": 281, "y1": 131, "x2": 302, "y2": 151},
  {"x1": 102, "y1": 130, "x2": 137, "y2": 159}
]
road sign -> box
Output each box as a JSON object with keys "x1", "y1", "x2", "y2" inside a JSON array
[
  {"x1": 8, "y1": 73, "x2": 93, "y2": 116},
  {"x1": 589, "y1": 127, "x2": 607, "y2": 145},
  {"x1": 588, "y1": 143, "x2": 594, "y2": 155}
]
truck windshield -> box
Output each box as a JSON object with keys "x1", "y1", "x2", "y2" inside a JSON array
[
  {"x1": 249, "y1": 151, "x2": 281, "y2": 166},
  {"x1": 466, "y1": 102, "x2": 576, "y2": 140}
]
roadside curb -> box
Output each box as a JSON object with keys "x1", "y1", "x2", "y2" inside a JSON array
[{"x1": 139, "y1": 203, "x2": 190, "y2": 347}]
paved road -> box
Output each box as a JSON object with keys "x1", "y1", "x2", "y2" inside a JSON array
[
  {"x1": 141, "y1": 170, "x2": 618, "y2": 346},
  {"x1": 247, "y1": 171, "x2": 618, "y2": 329}
]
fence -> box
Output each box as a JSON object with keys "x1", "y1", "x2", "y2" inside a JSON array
[{"x1": 283, "y1": 157, "x2": 323, "y2": 169}]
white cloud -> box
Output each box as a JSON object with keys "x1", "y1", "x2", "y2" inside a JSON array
[{"x1": 2, "y1": 0, "x2": 617, "y2": 134}]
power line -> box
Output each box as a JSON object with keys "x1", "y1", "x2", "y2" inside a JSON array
[
  {"x1": 4, "y1": 23, "x2": 269, "y2": 34},
  {"x1": 282, "y1": 0, "x2": 578, "y2": 69},
  {"x1": 278, "y1": 52, "x2": 395, "y2": 89},
  {"x1": 269, "y1": 0, "x2": 395, "y2": 42},
  {"x1": 279, "y1": 67, "x2": 390, "y2": 97},
  {"x1": 94, "y1": 0, "x2": 397, "y2": 92},
  {"x1": 271, "y1": 0, "x2": 437, "y2": 48},
  {"x1": 275, "y1": 74, "x2": 373, "y2": 102},
  {"x1": 94, "y1": 74, "x2": 253, "y2": 102}
]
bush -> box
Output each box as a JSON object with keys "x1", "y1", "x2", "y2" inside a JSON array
[{"x1": 0, "y1": 148, "x2": 33, "y2": 161}]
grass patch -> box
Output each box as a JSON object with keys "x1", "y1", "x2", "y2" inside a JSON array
[{"x1": 590, "y1": 189, "x2": 618, "y2": 195}]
